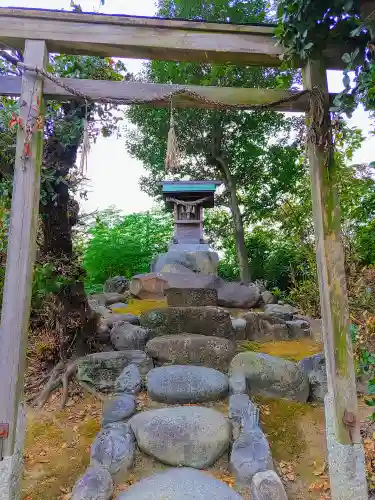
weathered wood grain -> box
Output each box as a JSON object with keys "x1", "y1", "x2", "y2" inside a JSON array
[
  {"x1": 0, "y1": 75, "x2": 319, "y2": 111},
  {"x1": 304, "y1": 59, "x2": 361, "y2": 445},
  {"x1": 0, "y1": 40, "x2": 47, "y2": 457},
  {"x1": 0, "y1": 7, "x2": 346, "y2": 68}
]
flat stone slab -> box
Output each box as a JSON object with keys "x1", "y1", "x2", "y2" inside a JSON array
[
  {"x1": 71, "y1": 466, "x2": 113, "y2": 500},
  {"x1": 147, "y1": 365, "x2": 229, "y2": 403},
  {"x1": 230, "y1": 352, "x2": 309, "y2": 402},
  {"x1": 77, "y1": 351, "x2": 153, "y2": 392},
  {"x1": 90, "y1": 426, "x2": 135, "y2": 475},
  {"x1": 115, "y1": 364, "x2": 142, "y2": 395},
  {"x1": 140, "y1": 306, "x2": 233, "y2": 338},
  {"x1": 230, "y1": 426, "x2": 273, "y2": 484},
  {"x1": 145, "y1": 334, "x2": 235, "y2": 370},
  {"x1": 129, "y1": 406, "x2": 231, "y2": 468},
  {"x1": 117, "y1": 468, "x2": 243, "y2": 499}
]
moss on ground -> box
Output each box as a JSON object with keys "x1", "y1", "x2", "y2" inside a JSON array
[
  {"x1": 239, "y1": 338, "x2": 323, "y2": 361},
  {"x1": 255, "y1": 395, "x2": 310, "y2": 460},
  {"x1": 113, "y1": 298, "x2": 168, "y2": 316},
  {"x1": 22, "y1": 396, "x2": 101, "y2": 500}
]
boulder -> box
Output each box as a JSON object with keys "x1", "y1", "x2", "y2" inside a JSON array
[
  {"x1": 115, "y1": 364, "x2": 142, "y2": 395},
  {"x1": 217, "y1": 282, "x2": 261, "y2": 309},
  {"x1": 263, "y1": 304, "x2": 298, "y2": 321},
  {"x1": 71, "y1": 466, "x2": 113, "y2": 500},
  {"x1": 251, "y1": 470, "x2": 288, "y2": 500},
  {"x1": 158, "y1": 263, "x2": 195, "y2": 274},
  {"x1": 261, "y1": 291, "x2": 278, "y2": 305},
  {"x1": 103, "y1": 421, "x2": 133, "y2": 435},
  {"x1": 90, "y1": 426, "x2": 135, "y2": 475},
  {"x1": 147, "y1": 365, "x2": 228, "y2": 404},
  {"x1": 230, "y1": 352, "x2": 309, "y2": 402},
  {"x1": 106, "y1": 314, "x2": 140, "y2": 327},
  {"x1": 129, "y1": 273, "x2": 168, "y2": 300},
  {"x1": 286, "y1": 319, "x2": 310, "y2": 339},
  {"x1": 295, "y1": 315, "x2": 323, "y2": 342},
  {"x1": 88, "y1": 293, "x2": 108, "y2": 307},
  {"x1": 231, "y1": 317, "x2": 247, "y2": 334},
  {"x1": 89, "y1": 301, "x2": 111, "y2": 319},
  {"x1": 152, "y1": 250, "x2": 219, "y2": 275},
  {"x1": 140, "y1": 307, "x2": 233, "y2": 339},
  {"x1": 129, "y1": 406, "x2": 231, "y2": 468},
  {"x1": 165, "y1": 287, "x2": 218, "y2": 307},
  {"x1": 117, "y1": 468, "x2": 243, "y2": 500},
  {"x1": 160, "y1": 272, "x2": 222, "y2": 290},
  {"x1": 88, "y1": 293, "x2": 127, "y2": 307},
  {"x1": 130, "y1": 272, "x2": 222, "y2": 300},
  {"x1": 77, "y1": 351, "x2": 153, "y2": 392},
  {"x1": 299, "y1": 354, "x2": 327, "y2": 402},
  {"x1": 102, "y1": 394, "x2": 136, "y2": 426},
  {"x1": 110, "y1": 322, "x2": 149, "y2": 351},
  {"x1": 240, "y1": 312, "x2": 289, "y2": 342},
  {"x1": 145, "y1": 334, "x2": 235, "y2": 370},
  {"x1": 104, "y1": 276, "x2": 129, "y2": 294}
]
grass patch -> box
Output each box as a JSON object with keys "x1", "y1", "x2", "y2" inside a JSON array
[{"x1": 255, "y1": 395, "x2": 310, "y2": 460}]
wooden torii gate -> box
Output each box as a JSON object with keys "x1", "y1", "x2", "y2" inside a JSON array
[{"x1": 0, "y1": 6, "x2": 367, "y2": 499}]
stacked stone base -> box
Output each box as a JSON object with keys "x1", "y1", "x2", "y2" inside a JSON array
[{"x1": 74, "y1": 284, "x2": 364, "y2": 498}]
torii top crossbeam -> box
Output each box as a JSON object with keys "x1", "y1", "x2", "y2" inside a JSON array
[{"x1": 0, "y1": 7, "x2": 346, "y2": 68}]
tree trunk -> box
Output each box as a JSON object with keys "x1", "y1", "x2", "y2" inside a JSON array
[
  {"x1": 39, "y1": 104, "x2": 95, "y2": 361},
  {"x1": 214, "y1": 155, "x2": 250, "y2": 284}
]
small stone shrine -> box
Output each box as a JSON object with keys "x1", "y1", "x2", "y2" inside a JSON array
[{"x1": 159, "y1": 180, "x2": 221, "y2": 252}]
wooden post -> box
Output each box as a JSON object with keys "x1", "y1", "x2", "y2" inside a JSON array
[
  {"x1": 0, "y1": 39, "x2": 47, "y2": 475},
  {"x1": 303, "y1": 59, "x2": 360, "y2": 445}
]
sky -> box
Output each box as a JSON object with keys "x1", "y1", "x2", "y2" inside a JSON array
[{"x1": 1, "y1": 0, "x2": 375, "y2": 216}]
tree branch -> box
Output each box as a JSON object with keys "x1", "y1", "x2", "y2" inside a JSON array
[{"x1": 0, "y1": 50, "x2": 21, "y2": 67}]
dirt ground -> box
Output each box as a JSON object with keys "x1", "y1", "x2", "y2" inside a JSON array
[{"x1": 21, "y1": 338, "x2": 374, "y2": 500}]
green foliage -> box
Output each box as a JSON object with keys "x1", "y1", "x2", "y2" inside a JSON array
[
  {"x1": 276, "y1": 0, "x2": 375, "y2": 118},
  {"x1": 126, "y1": 0, "x2": 304, "y2": 282},
  {"x1": 83, "y1": 210, "x2": 173, "y2": 292}
]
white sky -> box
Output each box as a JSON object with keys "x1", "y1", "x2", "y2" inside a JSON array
[{"x1": 1, "y1": 0, "x2": 375, "y2": 215}]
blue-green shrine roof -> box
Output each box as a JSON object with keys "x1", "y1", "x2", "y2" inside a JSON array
[{"x1": 159, "y1": 180, "x2": 221, "y2": 193}]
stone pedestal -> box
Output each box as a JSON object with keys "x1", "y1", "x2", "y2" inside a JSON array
[{"x1": 325, "y1": 393, "x2": 368, "y2": 500}]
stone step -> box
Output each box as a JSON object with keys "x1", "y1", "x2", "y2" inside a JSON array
[
  {"x1": 145, "y1": 334, "x2": 235, "y2": 370},
  {"x1": 146, "y1": 365, "x2": 229, "y2": 404},
  {"x1": 116, "y1": 467, "x2": 243, "y2": 499},
  {"x1": 128, "y1": 406, "x2": 231, "y2": 468}
]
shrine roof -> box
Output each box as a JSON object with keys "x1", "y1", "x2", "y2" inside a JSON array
[{"x1": 158, "y1": 180, "x2": 221, "y2": 193}]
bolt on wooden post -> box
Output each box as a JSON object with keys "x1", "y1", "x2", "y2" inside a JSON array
[{"x1": 0, "y1": 39, "x2": 47, "y2": 500}]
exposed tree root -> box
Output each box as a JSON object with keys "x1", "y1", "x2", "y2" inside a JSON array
[
  {"x1": 76, "y1": 379, "x2": 107, "y2": 402},
  {"x1": 34, "y1": 359, "x2": 108, "y2": 409},
  {"x1": 35, "y1": 360, "x2": 78, "y2": 409}
]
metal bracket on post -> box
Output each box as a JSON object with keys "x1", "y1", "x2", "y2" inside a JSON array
[{"x1": 0, "y1": 423, "x2": 9, "y2": 460}]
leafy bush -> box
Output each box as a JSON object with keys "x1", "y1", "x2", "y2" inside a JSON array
[{"x1": 83, "y1": 210, "x2": 173, "y2": 292}]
